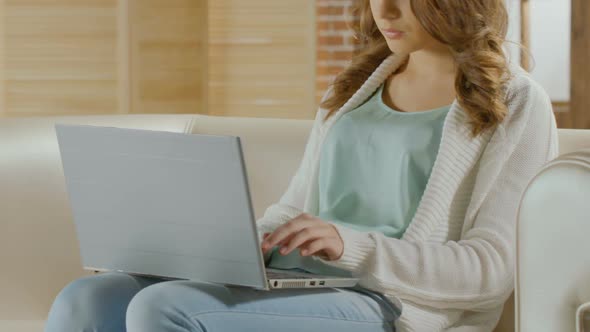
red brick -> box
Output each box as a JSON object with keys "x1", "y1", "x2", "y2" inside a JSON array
[
  {"x1": 316, "y1": 21, "x2": 332, "y2": 31},
  {"x1": 318, "y1": 35, "x2": 344, "y2": 45},
  {"x1": 332, "y1": 20, "x2": 351, "y2": 30},
  {"x1": 318, "y1": 50, "x2": 353, "y2": 61},
  {"x1": 317, "y1": 20, "x2": 353, "y2": 33},
  {"x1": 316, "y1": 1, "x2": 361, "y2": 101},
  {"x1": 317, "y1": 6, "x2": 345, "y2": 16}
]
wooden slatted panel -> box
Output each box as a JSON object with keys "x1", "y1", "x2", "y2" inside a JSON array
[
  {"x1": 2, "y1": 0, "x2": 119, "y2": 117},
  {"x1": 520, "y1": 0, "x2": 531, "y2": 71},
  {"x1": 209, "y1": 0, "x2": 316, "y2": 119},
  {"x1": 129, "y1": 0, "x2": 207, "y2": 114},
  {"x1": 571, "y1": 0, "x2": 590, "y2": 129},
  {"x1": 0, "y1": 1, "x2": 5, "y2": 116}
]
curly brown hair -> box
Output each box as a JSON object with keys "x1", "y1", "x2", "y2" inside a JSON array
[{"x1": 320, "y1": 0, "x2": 511, "y2": 138}]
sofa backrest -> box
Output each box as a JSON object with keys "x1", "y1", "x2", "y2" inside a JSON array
[
  {"x1": 1, "y1": 113, "x2": 589, "y2": 326},
  {"x1": 187, "y1": 114, "x2": 313, "y2": 219},
  {"x1": 0, "y1": 115, "x2": 195, "y2": 320}
]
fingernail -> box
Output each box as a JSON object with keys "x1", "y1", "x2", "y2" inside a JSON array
[
  {"x1": 280, "y1": 247, "x2": 287, "y2": 254},
  {"x1": 301, "y1": 250, "x2": 308, "y2": 255}
]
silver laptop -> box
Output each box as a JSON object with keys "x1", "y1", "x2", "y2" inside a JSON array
[{"x1": 54, "y1": 124, "x2": 359, "y2": 290}]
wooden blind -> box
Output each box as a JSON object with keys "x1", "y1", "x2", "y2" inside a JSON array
[
  {"x1": 129, "y1": 0, "x2": 208, "y2": 114},
  {"x1": 208, "y1": 0, "x2": 316, "y2": 119},
  {"x1": 569, "y1": 0, "x2": 590, "y2": 128},
  {"x1": 0, "y1": 0, "x2": 119, "y2": 117},
  {"x1": 0, "y1": 0, "x2": 316, "y2": 119}
]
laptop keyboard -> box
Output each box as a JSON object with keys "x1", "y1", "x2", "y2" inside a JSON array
[{"x1": 265, "y1": 269, "x2": 317, "y2": 280}]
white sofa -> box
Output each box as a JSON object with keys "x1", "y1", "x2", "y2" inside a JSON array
[
  {"x1": 1, "y1": 114, "x2": 589, "y2": 332},
  {"x1": 516, "y1": 139, "x2": 590, "y2": 332}
]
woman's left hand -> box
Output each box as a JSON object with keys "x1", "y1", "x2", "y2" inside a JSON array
[{"x1": 260, "y1": 213, "x2": 344, "y2": 261}]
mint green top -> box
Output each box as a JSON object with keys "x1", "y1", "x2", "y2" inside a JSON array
[{"x1": 267, "y1": 83, "x2": 451, "y2": 277}]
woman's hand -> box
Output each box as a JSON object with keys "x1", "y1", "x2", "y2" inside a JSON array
[{"x1": 260, "y1": 213, "x2": 344, "y2": 261}]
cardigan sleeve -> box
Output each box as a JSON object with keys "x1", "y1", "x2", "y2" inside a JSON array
[
  {"x1": 312, "y1": 79, "x2": 559, "y2": 311},
  {"x1": 255, "y1": 87, "x2": 333, "y2": 262}
]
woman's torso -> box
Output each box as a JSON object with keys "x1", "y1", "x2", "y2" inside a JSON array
[{"x1": 267, "y1": 82, "x2": 451, "y2": 276}]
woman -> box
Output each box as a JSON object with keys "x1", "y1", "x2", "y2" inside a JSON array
[{"x1": 44, "y1": 0, "x2": 558, "y2": 331}]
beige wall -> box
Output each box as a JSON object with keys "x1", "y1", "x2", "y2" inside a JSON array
[{"x1": 0, "y1": 0, "x2": 316, "y2": 119}]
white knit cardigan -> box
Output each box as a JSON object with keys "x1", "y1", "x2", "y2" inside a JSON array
[{"x1": 256, "y1": 53, "x2": 559, "y2": 331}]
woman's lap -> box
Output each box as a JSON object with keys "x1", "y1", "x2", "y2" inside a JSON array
[
  {"x1": 44, "y1": 271, "x2": 153, "y2": 332},
  {"x1": 45, "y1": 271, "x2": 399, "y2": 332}
]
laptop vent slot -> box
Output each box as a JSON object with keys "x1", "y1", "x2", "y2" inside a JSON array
[{"x1": 282, "y1": 281, "x2": 306, "y2": 288}]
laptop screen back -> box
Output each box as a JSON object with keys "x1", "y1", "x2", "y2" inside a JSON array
[{"x1": 55, "y1": 124, "x2": 267, "y2": 289}]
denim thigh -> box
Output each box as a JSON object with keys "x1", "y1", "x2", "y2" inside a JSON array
[
  {"x1": 126, "y1": 278, "x2": 400, "y2": 332},
  {"x1": 44, "y1": 271, "x2": 166, "y2": 332}
]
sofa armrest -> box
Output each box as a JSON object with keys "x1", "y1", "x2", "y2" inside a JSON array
[
  {"x1": 516, "y1": 150, "x2": 590, "y2": 332},
  {"x1": 577, "y1": 302, "x2": 590, "y2": 332}
]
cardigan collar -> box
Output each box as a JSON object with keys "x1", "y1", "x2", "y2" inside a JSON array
[{"x1": 314, "y1": 53, "x2": 496, "y2": 242}]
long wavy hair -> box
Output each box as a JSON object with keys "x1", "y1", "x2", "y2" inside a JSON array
[{"x1": 320, "y1": 0, "x2": 511, "y2": 138}]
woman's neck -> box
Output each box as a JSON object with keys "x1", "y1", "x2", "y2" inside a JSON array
[
  {"x1": 403, "y1": 47, "x2": 457, "y2": 79},
  {"x1": 382, "y1": 47, "x2": 457, "y2": 113}
]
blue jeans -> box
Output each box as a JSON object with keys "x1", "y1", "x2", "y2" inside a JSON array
[{"x1": 44, "y1": 271, "x2": 400, "y2": 332}]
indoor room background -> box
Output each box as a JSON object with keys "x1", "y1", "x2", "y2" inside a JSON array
[{"x1": 0, "y1": 0, "x2": 587, "y2": 128}]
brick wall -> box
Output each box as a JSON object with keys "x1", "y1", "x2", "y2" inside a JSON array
[{"x1": 316, "y1": 0, "x2": 362, "y2": 104}]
